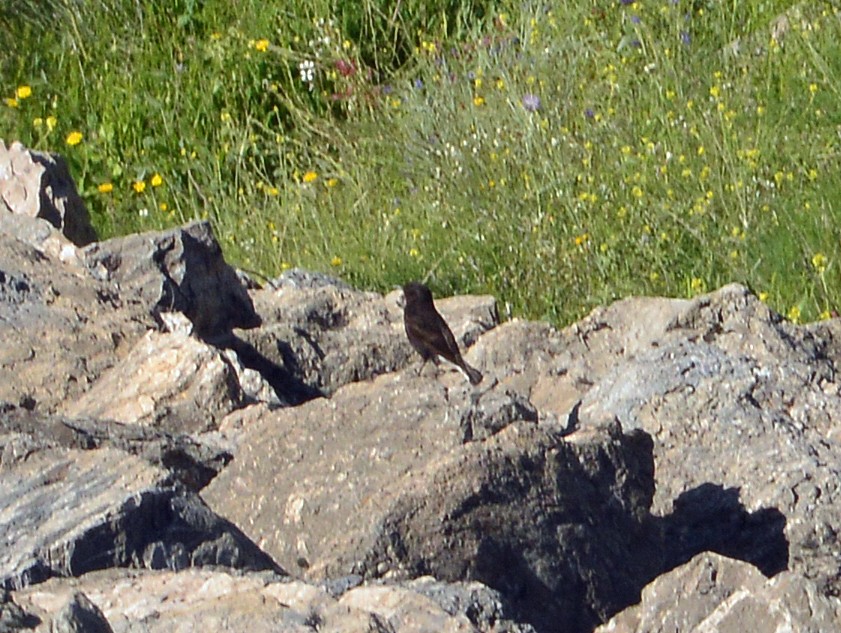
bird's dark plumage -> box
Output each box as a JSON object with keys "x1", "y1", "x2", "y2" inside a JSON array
[{"x1": 402, "y1": 282, "x2": 482, "y2": 385}]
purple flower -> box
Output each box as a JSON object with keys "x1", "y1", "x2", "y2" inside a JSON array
[
  {"x1": 631, "y1": 15, "x2": 641, "y2": 24},
  {"x1": 584, "y1": 108, "x2": 595, "y2": 119},
  {"x1": 680, "y1": 31, "x2": 691, "y2": 46},
  {"x1": 620, "y1": 0, "x2": 634, "y2": 4},
  {"x1": 522, "y1": 93, "x2": 541, "y2": 112},
  {"x1": 413, "y1": 78, "x2": 424, "y2": 89}
]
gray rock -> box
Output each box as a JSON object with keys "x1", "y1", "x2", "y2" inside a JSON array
[
  {"x1": 595, "y1": 552, "x2": 841, "y2": 633},
  {"x1": 237, "y1": 284, "x2": 497, "y2": 397},
  {"x1": 12, "y1": 568, "x2": 534, "y2": 633},
  {"x1": 569, "y1": 284, "x2": 841, "y2": 591},
  {"x1": 82, "y1": 221, "x2": 261, "y2": 339},
  {"x1": 202, "y1": 372, "x2": 657, "y2": 633},
  {"x1": 0, "y1": 403, "x2": 231, "y2": 491},
  {"x1": 61, "y1": 330, "x2": 249, "y2": 434},
  {"x1": 0, "y1": 587, "x2": 36, "y2": 631},
  {"x1": 0, "y1": 140, "x2": 96, "y2": 247},
  {"x1": 0, "y1": 448, "x2": 280, "y2": 591},
  {"x1": 0, "y1": 232, "x2": 153, "y2": 412},
  {"x1": 51, "y1": 592, "x2": 112, "y2": 633}
]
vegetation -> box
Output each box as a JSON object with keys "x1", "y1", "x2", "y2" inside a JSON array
[{"x1": 2, "y1": 0, "x2": 839, "y2": 325}]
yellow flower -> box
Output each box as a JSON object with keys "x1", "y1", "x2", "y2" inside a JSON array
[
  {"x1": 326, "y1": 178, "x2": 339, "y2": 188},
  {"x1": 809, "y1": 83, "x2": 818, "y2": 95},
  {"x1": 150, "y1": 173, "x2": 163, "y2": 187},
  {"x1": 254, "y1": 39, "x2": 270, "y2": 52},
  {"x1": 812, "y1": 253, "x2": 828, "y2": 273},
  {"x1": 330, "y1": 256, "x2": 342, "y2": 267},
  {"x1": 473, "y1": 96, "x2": 485, "y2": 107},
  {"x1": 758, "y1": 291, "x2": 769, "y2": 302},
  {"x1": 133, "y1": 180, "x2": 146, "y2": 193},
  {"x1": 787, "y1": 305, "x2": 801, "y2": 324},
  {"x1": 159, "y1": 202, "x2": 169, "y2": 212},
  {"x1": 302, "y1": 170, "x2": 318, "y2": 183},
  {"x1": 5, "y1": 98, "x2": 18, "y2": 108},
  {"x1": 409, "y1": 247, "x2": 420, "y2": 258},
  {"x1": 690, "y1": 277, "x2": 706, "y2": 294},
  {"x1": 65, "y1": 131, "x2": 83, "y2": 146},
  {"x1": 97, "y1": 182, "x2": 114, "y2": 194},
  {"x1": 46, "y1": 116, "x2": 57, "y2": 131},
  {"x1": 16, "y1": 85, "x2": 32, "y2": 99},
  {"x1": 33, "y1": 117, "x2": 43, "y2": 128},
  {"x1": 819, "y1": 310, "x2": 832, "y2": 321}
]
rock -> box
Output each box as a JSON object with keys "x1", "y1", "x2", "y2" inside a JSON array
[
  {"x1": 0, "y1": 140, "x2": 96, "y2": 247},
  {"x1": 51, "y1": 592, "x2": 112, "y2": 633},
  {"x1": 0, "y1": 448, "x2": 280, "y2": 591},
  {"x1": 236, "y1": 283, "x2": 497, "y2": 397},
  {"x1": 12, "y1": 568, "x2": 532, "y2": 633},
  {"x1": 82, "y1": 221, "x2": 261, "y2": 339},
  {"x1": 595, "y1": 552, "x2": 841, "y2": 633},
  {"x1": 61, "y1": 330, "x2": 249, "y2": 433},
  {"x1": 0, "y1": 587, "x2": 37, "y2": 631},
  {"x1": 567, "y1": 284, "x2": 841, "y2": 592},
  {"x1": 0, "y1": 232, "x2": 153, "y2": 412},
  {"x1": 0, "y1": 403, "x2": 231, "y2": 491},
  {"x1": 202, "y1": 372, "x2": 657, "y2": 633}
]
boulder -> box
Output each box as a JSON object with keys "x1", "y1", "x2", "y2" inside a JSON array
[
  {"x1": 595, "y1": 552, "x2": 841, "y2": 633},
  {"x1": 12, "y1": 568, "x2": 534, "y2": 633},
  {"x1": 0, "y1": 447, "x2": 280, "y2": 591},
  {"x1": 0, "y1": 232, "x2": 153, "y2": 411},
  {"x1": 82, "y1": 221, "x2": 261, "y2": 339},
  {"x1": 0, "y1": 403, "x2": 231, "y2": 491},
  {"x1": 566, "y1": 284, "x2": 841, "y2": 591},
  {"x1": 61, "y1": 330, "x2": 250, "y2": 433},
  {"x1": 202, "y1": 371, "x2": 658, "y2": 633},
  {"x1": 0, "y1": 140, "x2": 96, "y2": 247},
  {"x1": 236, "y1": 279, "x2": 497, "y2": 397}
]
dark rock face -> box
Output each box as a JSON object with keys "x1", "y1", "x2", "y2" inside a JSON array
[
  {"x1": 83, "y1": 221, "x2": 261, "y2": 339},
  {"x1": 3, "y1": 140, "x2": 841, "y2": 632},
  {"x1": 0, "y1": 447, "x2": 280, "y2": 592}
]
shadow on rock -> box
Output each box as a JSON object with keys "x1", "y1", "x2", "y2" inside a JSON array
[
  {"x1": 213, "y1": 333, "x2": 324, "y2": 406},
  {"x1": 656, "y1": 483, "x2": 788, "y2": 578}
]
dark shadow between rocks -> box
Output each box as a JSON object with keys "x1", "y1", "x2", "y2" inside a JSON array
[
  {"x1": 210, "y1": 332, "x2": 323, "y2": 407},
  {"x1": 656, "y1": 483, "x2": 789, "y2": 577}
]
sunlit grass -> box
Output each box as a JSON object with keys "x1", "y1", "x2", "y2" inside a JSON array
[{"x1": 1, "y1": 0, "x2": 839, "y2": 326}]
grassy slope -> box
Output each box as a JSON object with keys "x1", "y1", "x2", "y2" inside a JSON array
[{"x1": 1, "y1": 0, "x2": 839, "y2": 325}]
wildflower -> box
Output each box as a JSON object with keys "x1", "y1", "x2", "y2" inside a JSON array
[
  {"x1": 133, "y1": 180, "x2": 146, "y2": 194},
  {"x1": 522, "y1": 93, "x2": 541, "y2": 112},
  {"x1": 16, "y1": 86, "x2": 32, "y2": 99},
  {"x1": 809, "y1": 83, "x2": 818, "y2": 95},
  {"x1": 97, "y1": 183, "x2": 114, "y2": 194},
  {"x1": 151, "y1": 173, "x2": 164, "y2": 187},
  {"x1": 680, "y1": 31, "x2": 690, "y2": 46},
  {"x1": 5, "y1": 98, "x2": 18, "y2": 108},
  {"x1": 812, "y1": 253, "x2": 828, "y2": 273},
  {"x1": 473, "y1": 96, "x2": 485, "y2": 107},
  {"x1": 819, "y1": 310, "x2": 832, "y2": 321},
  {"x1": 299, "y1": 60, "x2": 315, "y2": 88},
  {"x1": 254, "y1": 39, "x2": 270, "y2": 52},
  {"x1": 65, "y1": 131, "x2": 83, "y2": 146},
  {"x1": 302, "y1": 171, "x2": 318, "y2": 183},
  {"x1": 758, "y1": 292, "x2": 769, "y2": 302},
  {"x1": 690, "y1": 277, "x2": 706, "y2": 294},
  {"x1": 330, "y1": 256, "x2": 342, "y2": 267},
  {"x1": 326, "y1": 178, "x2": 339, "y2": 188},
  {"x1": 787, "y1": 305, "x2": 801, "y2": 324},
  {"x1": 33, "y1": 117, "x2": 43, "y2": 127},
  {"x1": 413, "y1": 78, "x2": 424, "y2": 89},
  {"x1": 335, "y1": 59, "x2": 356, "y2": 77},
  {"x1": 159, "y1": 202, "x2": 168, "y2": 212},
  {"x1": 46, "y1": 116, "x2": 57, "y2": 131}
]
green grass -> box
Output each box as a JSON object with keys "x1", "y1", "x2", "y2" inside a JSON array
[{"x1": 2, "y1": 0, "x2": 839, "y2": 326}]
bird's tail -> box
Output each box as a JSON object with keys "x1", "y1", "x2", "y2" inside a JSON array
[{"x1": 463, "y1": 362, "x2": 483, "y2": 386}]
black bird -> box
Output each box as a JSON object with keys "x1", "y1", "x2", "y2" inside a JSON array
[{"x1": 402, "y1": 281, "x2": 483, "y2": 385}]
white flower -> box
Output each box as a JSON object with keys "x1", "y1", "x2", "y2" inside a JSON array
[{"x1": 298, "y1": 60, "x2": 315, "y2": 87}]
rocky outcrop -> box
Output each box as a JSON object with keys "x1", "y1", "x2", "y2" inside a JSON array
[
  {"x1": 4, "y1": 140, "x2": 841, "y2": 632},
  {"x1": 595, "y1": 552, "x2": 841, "y2": 633},
  {"x1": 12, "y1": 568, "x2": 535, "y2": 633},
  {"x1": 0, "y1": 140, "x2": 96, "y2": 247},
  {"x1": 203, "y1": 380, "x2": 656, "y2": 632},
  {"x1": 0, "y1": 446, "x2": 279, "y2": 591}
]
